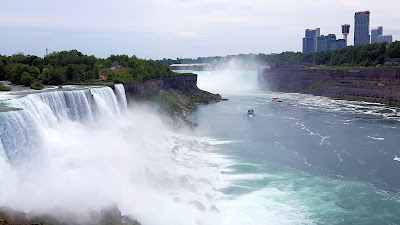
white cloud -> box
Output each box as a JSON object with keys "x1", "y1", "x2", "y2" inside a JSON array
[{"x1": 0, "y1": 0, "x2": 399, "y2": 58}]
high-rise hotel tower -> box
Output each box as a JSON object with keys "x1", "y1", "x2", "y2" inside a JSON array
[
  {"x1": 354, "y1": 11, "x2": 370, "y2": 46},
  {"x1": 302, "y1": 28, "x2": 320, "y2": 53}
]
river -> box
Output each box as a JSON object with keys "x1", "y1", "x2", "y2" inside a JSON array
[{"x1": 187, "y1": 69, "x2": 400, "y2": 225}]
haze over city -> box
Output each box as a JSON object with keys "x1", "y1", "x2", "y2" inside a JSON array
[{"x1": 0, "y1": 0, "x2": 399, "y2": 59}]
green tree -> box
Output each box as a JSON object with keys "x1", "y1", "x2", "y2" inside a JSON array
[
  {"x1": 28, "y1": 66, "x2": 40, "y2": 78},
  {"x1": 20, "y1": 72, "x2": 34, "y2": 86},
  {"x1": 103, "y1": 60, "x2": 112, "y2": 68},
  {"x1": 5, "y1": 63, "x2": 30, "y2": 84},
  {"x1": 49, "y1": 67, "x2": 66, "y2": 85},
  {"x1": 387, "y1": 41, "x2": 400, "y2": 58},
  {"x1": 38, "y1": 67, "x2": 53, "y2": 84},
  {"x1": 8, "y1": 53, "x2": 26, "y2": 64},
  {"x1": 66, "y1": 64, "x2": 85, "y2": 82},
  {"x1": 0, "y1": 61, "x2": 5, "y2": 81}
]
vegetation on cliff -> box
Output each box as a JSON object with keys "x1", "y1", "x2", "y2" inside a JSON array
[
  {"x1": 158, "y1": 41, "x2": 400, "y2": 68},
  {"x1": 140, "y1": 89, "x2": 221, "y2": 127},
  {"x1": 102, "y1": 55, "x2": 194, "y2": 84},
  {"x1": 125, "y1": 77, "x2": 221, "y2": 127}
]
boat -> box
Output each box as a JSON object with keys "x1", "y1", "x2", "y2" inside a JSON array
[
  {"x1": 248, "y1": 109, "x2": 254, "y2": 115},
  {"x1": 272, "y1": 97, "x2": 282, "y2": 102}
]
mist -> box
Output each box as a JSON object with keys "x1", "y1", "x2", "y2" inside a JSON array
[
  {"x1": 196, "y1": 59, "x2": 260, "y2": 95},
  {"x1": 0, "y1": 87, "x2": 223, "y2": 225}
]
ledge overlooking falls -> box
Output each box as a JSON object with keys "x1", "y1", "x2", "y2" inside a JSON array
[{"x1": 123, "y1": 74, "x2": 222, "y2": 123}]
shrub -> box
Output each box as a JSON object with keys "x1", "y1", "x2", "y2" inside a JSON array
[
  {"x1": 30, "y1": 80, "x2": 44, "y2": 90},
  {"x1": 0, "y1": 82, "x2": 11, "y2": 91}
]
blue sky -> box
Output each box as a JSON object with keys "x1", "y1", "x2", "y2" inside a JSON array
[{"x1": 0, "y1": 0, "x2": 399, "y2": 59}]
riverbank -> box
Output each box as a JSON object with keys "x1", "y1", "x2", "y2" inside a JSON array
[{"x1": 258, "y1": 66, "x2": 400, "y2": 105}]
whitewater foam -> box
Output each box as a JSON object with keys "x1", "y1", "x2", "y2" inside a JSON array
[{"x1": 0, "y1": 85, "x2": 229, "y2": 225}]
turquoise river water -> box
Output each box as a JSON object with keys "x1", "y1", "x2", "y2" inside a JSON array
[{"x1": 187, "y1": 69, "x2": 400, "y2": 225}]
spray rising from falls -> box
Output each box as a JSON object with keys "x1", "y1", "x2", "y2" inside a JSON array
[
  {"x1": 196, "y1": 70, "x2": 260, "y2": 95},
  {"x1": 0, "y1": 84, "x2": 223, "y2": 225}
]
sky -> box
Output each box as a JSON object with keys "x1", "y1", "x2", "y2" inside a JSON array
[{"x1": 0, "y1": 0, "x2": 399, "y2": 59}]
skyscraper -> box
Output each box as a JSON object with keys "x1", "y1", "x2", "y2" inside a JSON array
[
  {"x1": 354, "y1": 11, "x2": 370, "y2": 46},
  {"x1": 371, "y1": 26, "x2": 383, "y2": 44},
  {"x1": 303, "y1": 28, "x2": 320, "y2": 53}
]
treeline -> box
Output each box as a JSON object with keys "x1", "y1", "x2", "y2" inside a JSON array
[
  {"x1": 262, "y1": 41, "x2": 400, "y2": 67},
  {"x1": 0, "y1": 50, "x2": 100, "y2": 90},
  {"x1": 158, "y1": 41, "x2": 400, "y2": 68},
  {"x1": 0, "y1": 50, "x2": 184, "y2": 91},
  {"x1": 101, "y1": 55, "x2": 184, "y2": 84}
]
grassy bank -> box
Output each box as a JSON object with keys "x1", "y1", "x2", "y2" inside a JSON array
[{"x1": 0, "y1": 83, "x2": 11, "y2": 91}]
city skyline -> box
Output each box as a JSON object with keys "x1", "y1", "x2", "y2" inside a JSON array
[{"x1": 0, "y1": 0, "x2": 399, "y2": 59}]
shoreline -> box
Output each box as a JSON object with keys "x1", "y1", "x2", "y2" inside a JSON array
[{"x1": 258, "y1": 66, "x2": 400, "y2": 106}]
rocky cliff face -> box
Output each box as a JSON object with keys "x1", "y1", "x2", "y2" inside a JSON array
[
  {"x1": 123, "y1": 75, "x2": 200, "y2": 102},
  {"x1": 123, "y1": 74, "x2": 221, "y2": 126},
  {"x1": 258, "y1": 67, "x2": 400, "y2": 104}
]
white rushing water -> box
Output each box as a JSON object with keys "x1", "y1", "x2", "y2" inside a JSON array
[
  {"x1": 0, "y1": 85, "x2": 224, "y2": 225},
  {"x1": 115, "y1": 83, "x2": 128, "y2": 112}
]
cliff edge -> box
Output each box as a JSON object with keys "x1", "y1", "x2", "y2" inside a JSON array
[
  {"x1": 124, "y1": 74, "x2": 221, "y2": 126},
  {"x1": 258, "y1": 67, "x2": 400, "y2": 105}
]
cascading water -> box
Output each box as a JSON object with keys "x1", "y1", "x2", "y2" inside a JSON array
[
  {"x1": 0, "y1": 86, "x2": 121, "y2": 167},
  {"x1": 0, "y1": 84, "x2": 223, "y2": 225},
  {"x1": 115, "y1": 84, "x2": 128, "y2": 112},
  {"x1": 90, "y1": 87, "x2": 121, "y2": 118}
]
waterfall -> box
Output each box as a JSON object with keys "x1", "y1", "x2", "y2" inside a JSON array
[
  {"x1": 115, "y1": 84, "x2": 128, "y2": 112},
  {"x1": 0, "y1": 83, "x2": 223, "y2": 225},
  {"x1": 90, "y1": 87, "x2": 121, "y2": 118},
  {"x1": 0, "y1": 85, "x2": 127, "y2": 166}
]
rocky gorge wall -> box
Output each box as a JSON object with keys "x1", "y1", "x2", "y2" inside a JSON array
[
  {"x1": 123, "y1": 75, "x2": 200, "y2": 102},
  {"x1": 258, "y1": 67, "x2": 400, "y2": 104},
  {"x1": 123, "y1": 74, "x2": 221, "y2": 125}
]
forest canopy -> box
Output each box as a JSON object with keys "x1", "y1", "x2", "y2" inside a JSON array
[{"x1": 0, "y1": 50, "x2": 185, "y2": 90}]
